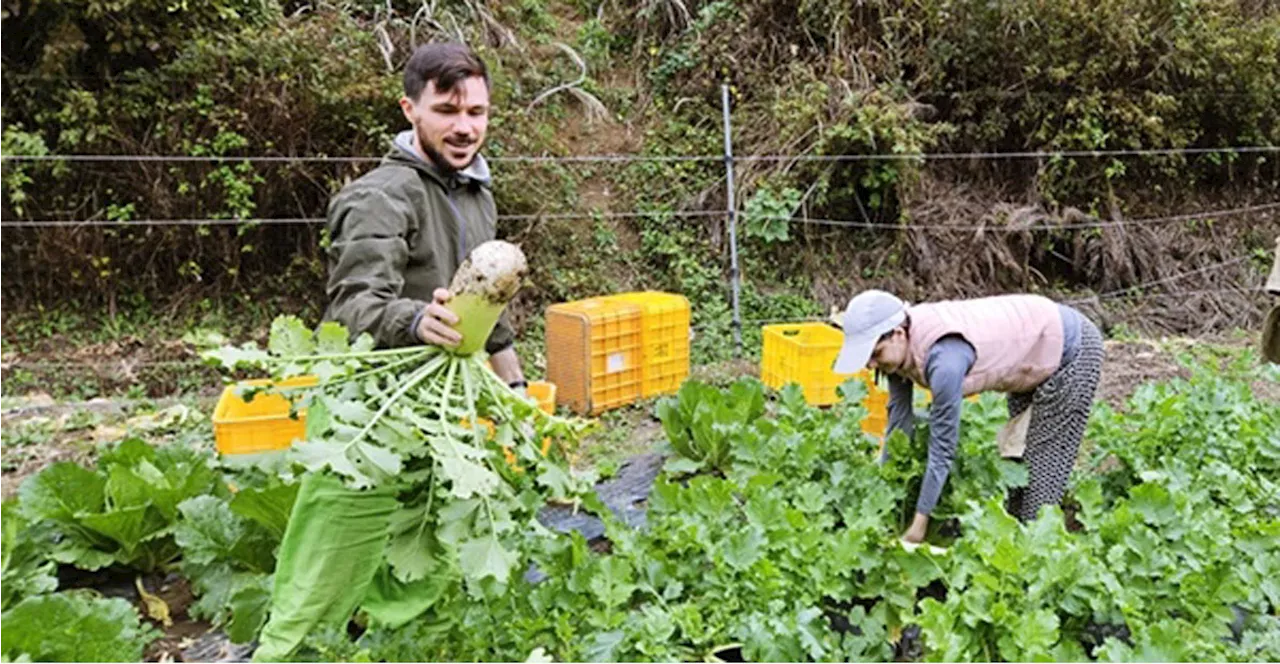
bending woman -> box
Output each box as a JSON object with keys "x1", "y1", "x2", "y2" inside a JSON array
[{"x1": 832, "y1": 291, "x2": 1104, "y2": 542}]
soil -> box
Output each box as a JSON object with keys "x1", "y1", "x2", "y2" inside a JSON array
[
  {"x1": 1, "y1": 435, "x2": 97, "y2": 499},
  {"x1": 0, "y1": 396, "x2": 218, "y2": 499},
  {"x1": 140, "y1": 575, "x2": 207, "y2": 663},
  {"x1": 51, "y1": 566, "x2": 238, "y2": 662},
  {"x1": 1095, "y1": 339, "x2": 1194, "y2": 408},
  {"x1": 0, "y1": 334, "x2": 225, "y2": 399}
]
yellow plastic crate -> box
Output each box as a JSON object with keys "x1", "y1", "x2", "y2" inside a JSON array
[
  {"x1": 527, "y1": 380, "x2": 556, "y2": 414},
  {"x1": 605, "y1": 292, "x2": 691, "y2": 398},
  {"x1": 761, "y1": 323, "x2": 854, "y2": 406},
  {"x1": 861, "y1": 381, "x2": 890, "y2": 438},
  {"x1": 212, "y1": 375, "x2": 318, "y2": 455},
  {"x1": 545, "y1": 297, "x2": 644, "y2": 415}
]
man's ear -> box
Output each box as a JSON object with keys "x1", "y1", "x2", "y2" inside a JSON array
[{"x1": 398, "y1": 96, "x2": 415, "y2": 123}]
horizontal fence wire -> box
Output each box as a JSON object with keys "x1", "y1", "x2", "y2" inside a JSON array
[
  {"x1": 756, "y1": 203, "x2": 1279, "y2": 232},
  {"x1": 3, "y1": 202, "x2": 1275, "y2": 230},
  {"x1": 0, "y1": 209, "x2": 723, "y2": 228},
  {"x1": 739, "y1": 145, "x2": 1280, "y2": 163},
  {"x1": 1069, "y1": 256, "x2": 1260, "y2": 302},
  {"x1": 0, "y1": 153, "x2": 721, "y2": 165},
  {"x1": 3, "y1": 145, "x2": 1278, "y2": 164}
]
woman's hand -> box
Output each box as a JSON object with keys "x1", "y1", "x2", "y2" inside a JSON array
[{"x1": 902, "y1": 512, "x2": 930, "y2": 544}]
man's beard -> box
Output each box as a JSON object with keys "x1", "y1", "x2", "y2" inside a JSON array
[{"x1": 416, "y1": 127, "x2": 476, "y2": 173}]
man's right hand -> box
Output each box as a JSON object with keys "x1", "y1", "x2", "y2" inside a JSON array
[{"x1": 416, "y1": 288, "x2": 462, "y2": 347}]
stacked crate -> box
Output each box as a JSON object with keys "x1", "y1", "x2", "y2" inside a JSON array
[
  {"x1": 545, "y1": 292, "x2": 691, "y2": 415},
  {"x1": 759, "y1": 322, "x2": 889, "y2": 437}
]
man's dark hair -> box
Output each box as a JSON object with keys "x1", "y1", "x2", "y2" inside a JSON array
[{"x1": 403, "y1": 42, "x2": 489, "y2": 101}]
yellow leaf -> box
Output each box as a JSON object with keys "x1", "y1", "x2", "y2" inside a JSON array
[{"x1": 135, "y1": 577, "x2": 173, "y2": 627}]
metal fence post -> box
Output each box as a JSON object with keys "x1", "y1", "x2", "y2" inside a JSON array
[{"x1": 721, "y1": 84, "x2": 743, "y2": 356}]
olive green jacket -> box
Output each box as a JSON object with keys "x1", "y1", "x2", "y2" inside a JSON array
[{"x1": 323, "y1": 131, "x2": 515, "y2": 352}]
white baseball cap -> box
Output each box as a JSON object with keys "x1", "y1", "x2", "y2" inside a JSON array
[{"x1": 832, "y1": 290, "x2": 908, "y2": 374}]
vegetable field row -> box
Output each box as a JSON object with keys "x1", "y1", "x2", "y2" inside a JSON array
[{"x1": 2, "y1": 321, "x2": 1278, "y2": 662}]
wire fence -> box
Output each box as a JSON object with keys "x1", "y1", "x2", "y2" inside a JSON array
[{"x1": 2, "y1": 85, "x2": 1276, "y2": 362}]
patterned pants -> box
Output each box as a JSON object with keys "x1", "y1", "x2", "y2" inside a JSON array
[{"x1": 1004, "y1": 317, "x2": 1105, "y2": 521}]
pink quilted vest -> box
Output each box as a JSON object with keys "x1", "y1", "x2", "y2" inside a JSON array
[{"x1": 899, "y1": 295, "x2": 1064, "y2": 395}]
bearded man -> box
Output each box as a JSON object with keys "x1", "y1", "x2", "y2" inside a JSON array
[
  {"x1": 253, "y1": 43, "x2": 527, "y2": 661},
  {"x1": 323, "y1": 41, "x2": 526, "y2": 386}
]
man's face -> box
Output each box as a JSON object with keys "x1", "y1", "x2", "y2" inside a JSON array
[{"x1": 399, "y1": 76, "x2": 490, "y2": 171}]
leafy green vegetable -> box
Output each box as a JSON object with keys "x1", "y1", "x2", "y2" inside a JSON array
[
  {"x1": 18, "y1": 438, "x2": 220, "y2": 572},
  {"x1": 228, "y1": 479, "x2": 300, "y2": 539},
  {"x1": 204, "y1": 316, "x2": 595, "y2": 591},
  {"x1": 269, "y1": 352, "x2": 1280, "y2": 662},
  {"x1": 276, "y1": 380, "x2": 932, "y2": 661},
  {"x1": 656, "y1": 378, "x2": 766, "y2": 472},
  {"x1": 1, "y1": 500, "x2": 57, "y2": 611},
  {"x1": 173, "y1": 490, "x2": 288, "y2": 644},
  {"x1": 0, "y1": 591, "x2": 158, "y2": 662}
]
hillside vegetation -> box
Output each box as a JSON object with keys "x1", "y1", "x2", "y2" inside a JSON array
[{"x1": 2, "y1": 0, "x2": 1278, "y2": 367}]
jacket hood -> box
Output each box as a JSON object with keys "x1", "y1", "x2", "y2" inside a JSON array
[{"x1": 388, "y1": 129, "x2": 492, "y2": 188}]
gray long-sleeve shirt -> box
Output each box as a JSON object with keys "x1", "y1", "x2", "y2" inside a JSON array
[{"x1": 884, "y1": 304, "x2": 1084, "y2": 515}]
